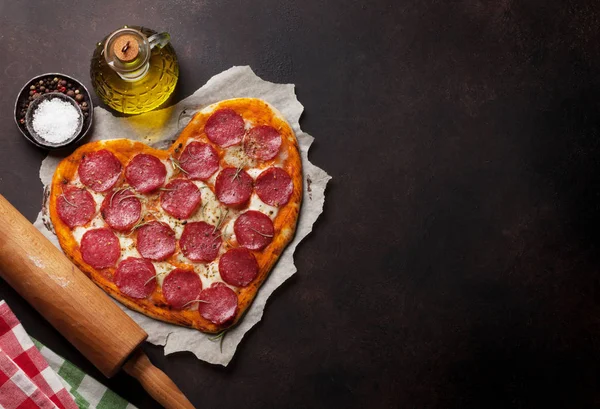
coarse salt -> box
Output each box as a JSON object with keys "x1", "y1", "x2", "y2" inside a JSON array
[{"x1": 32, "y1": 98, "x2": 80, "y2": 143}]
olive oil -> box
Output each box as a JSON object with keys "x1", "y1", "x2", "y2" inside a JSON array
[{"x1": 90, "y1": 26, "x2": 179, "y2": 115}]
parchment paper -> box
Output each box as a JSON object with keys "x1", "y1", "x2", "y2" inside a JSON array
[{"x1": 33, "y1": 66, "x2": 331, "y2": 366}]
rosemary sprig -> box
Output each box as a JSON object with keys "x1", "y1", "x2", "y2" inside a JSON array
[
  {"x1": 127, "y1": 220, "x2": 152, "y2": 235},
  {"x1": 144, "y1": 270, "x2": 167, "y2": 286},
  {"x1": 182, "y1": 299, "x2": 210, "y2": 308},
  {"x1": 200, "y1": 202, "x2": 208, "y2": 220},
  {"x1": 185, "y1": 147, "x2": 201, "y2": 160},
  {"x1": 212, "y1": 209, "x2": 229, "y2": 234},
  {"x1": 109, "y1": 187, "x2": 128, "y2": 207},
  {"x1": 170, "y1": 157, "x2": 189, "y2": 174},
  {"x1": 62, "y1": 195, "x2": 77, "y2": 207},
  {"x1": 59, "y1": 188, "x2": 77, "y2": 207},
  {"x1": 250, "y1": 227, "x2": 273, "y2": 238},
  {"x1": 209, "y1": 330, "x2": 227, "y2": 353},
  {"x1": 144, "y1": 275, "x2": 157, "y2": 286},
  {"x1": 118, "y1": 194, "x2": 139, "y2": 204},
  {"x1": 231, "y1": 165, "x2": 244, "y2": 182}
]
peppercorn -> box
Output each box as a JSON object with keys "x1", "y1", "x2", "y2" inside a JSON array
[
  {"x1": 67, "y1": 83, "x2": 72, "y2": 88},
  {"x1": 40, "y1": 86, "x2": 45, "y2": 92},
  {"x1": 53, "y1": 77, "x2": 58, "y2": 83},
  {"x1": 59, "y1": 80, "x2": 67, "y2": 86},
  {"x1": 67, "y1": 90, "x2": 75, "y2": 97},
  {"x1": 75, "y1": 94, "x2": 84, "y2": 102},
  {"x1": 81, "y1": 102, "x2": 88, "y2": 107},
  {"x1": 75, "y1": 89, "x2": 80, "y2": 94},
  {"x1": 81, "y1": 105, "x2": 88, "y2": 111},
  {"x1": 29, "y1": 85, "x2": 35, "y2": 90},
  {"x1": 38, "y1": 80, "x2": 44, "y2": 85}
]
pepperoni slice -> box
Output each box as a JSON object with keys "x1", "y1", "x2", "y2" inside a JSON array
[
  {"x1": 205, "y1": 109, "x2": 245, "y2": 147},
  {"x1": 160, "y1": 179, "x2": 202, "y2": 219},
  {"x1": 219, "y1": 248, "x2": 258, "y2": 287},
  {"x1": 255, "y1": 167, "x2": 293, "y2": 207},
  {"x1": 215, "y1": 167, "x2": 253, "y2": 206},
  {"x1": 162, "y1": 269, "x2": 203, "y2": 309},
  {"x1": 56, "y1": 185, "x2": 96, "y2": 228},
  {"x1": 179, "y1": 142, "x2": 219, "y2": 180},
  {"x1": 80, "y1": 228, "x2": 120, "y2": 269},
  {"x1": 180, "y1": 221, "x2": 222, "y2": 262},
  {"x1": 125, "y1": 154, "x2": 167, "y2": 193},
  {"x1": 234, "y1": 211, "x2": 274, "y2": 251},
  {"x1": 198, "y1": 282, "x2": 238, "y2": 325},
  {"x1": 78, "y1": 149, "x2": 122, "y2": 192},
  {"x1": 243, "y1": 126, "x2": 282, "y2": 161},
  {"x1": 114, "y1": 257, "x2": 156, "y2": 299},
  {"x1": 136, "y1": 221, "x2": 176, "y2": 261},
  {"x1": 101, "y1": 188, "x2": 142, "y2": 232}
]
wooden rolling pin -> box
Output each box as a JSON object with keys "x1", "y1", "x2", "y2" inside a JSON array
[{"x1": 0, "y1": 195, "x2": 194, "y2": 409}]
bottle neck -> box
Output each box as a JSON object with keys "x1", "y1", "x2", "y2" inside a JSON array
[{"x1": 104, "y1": 28, "x2": 151, "y2": 82}]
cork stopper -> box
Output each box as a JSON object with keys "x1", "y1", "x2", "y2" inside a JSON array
[{"x1": 113, "y1": 34, "x2": 139, "y2": 62}]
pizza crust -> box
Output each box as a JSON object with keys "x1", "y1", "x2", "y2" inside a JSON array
[{"x1": 49, "y1": 98, "x2": 302, "y2": 333}]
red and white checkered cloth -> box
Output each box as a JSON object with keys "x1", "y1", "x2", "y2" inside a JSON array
[{"x1": 0, "y1": 301, "x2": 77, "y2": 409}]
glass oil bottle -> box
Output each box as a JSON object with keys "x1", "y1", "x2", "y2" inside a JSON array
[{"x1": 90, "y1": 26, "x2": 179, "y2": 114}]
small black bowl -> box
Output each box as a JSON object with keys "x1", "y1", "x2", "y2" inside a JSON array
[{"x1": 14, "y1": 73, "x2": 93, "y2": 150}]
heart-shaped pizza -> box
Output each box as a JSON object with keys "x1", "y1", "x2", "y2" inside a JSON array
[{"x1": 48, "y1": 98, "x2": 302, "y2": 333}]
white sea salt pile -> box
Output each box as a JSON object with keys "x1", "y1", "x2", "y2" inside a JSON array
[{"x1": 32, "y1": 98, "x2": 80, "y2": 143}]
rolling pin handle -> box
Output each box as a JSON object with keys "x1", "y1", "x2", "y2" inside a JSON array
[{"x1": 123, "y1": 348, "x2": 195, "y2": 409}]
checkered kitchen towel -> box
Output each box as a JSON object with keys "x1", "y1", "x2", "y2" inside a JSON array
[
  {"x1": 32, "y1": 341, "x2": 136, "y2": 409},
  {"x1": 0, "y1": 348, "x2": 60, "y2": 409},
  {"x1": 0, "y1": 301, "x2": 136, "y2": 409},
  {"x1": 0, "y1": 300, "x2": 76, "y2": 409}
]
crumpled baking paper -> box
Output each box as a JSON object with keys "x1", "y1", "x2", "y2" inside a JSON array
[{"x1": 33, "y1": 66, "x2": 331, "y2": 366}]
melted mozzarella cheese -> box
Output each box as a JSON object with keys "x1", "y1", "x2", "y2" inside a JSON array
[
  {"x1": 152, "y1": 211, "x2": 185, "y2": 237},
  {"x1": 118, "y1": 234, "x2": 140, "y2": 261},
  {"x1": 221, "y1": 219, "x2": 235, "y2": 241},
  {"x1": 195, "y1": 182, "x2": 224, "y2": 226},
  {"x1": 163, "y1": 158, "x2": 175, "y2": 181},
  {"x1": 200, "y1": 261, "x2": 222, "y2": 289},
  {"x1": 246, "y1": 168, "x2": 263, "y2": 178},
  {"x1": 153, "y1": 262, "x2": 176, "y2": 287},
  {"x1": 248, "y1": 194, "x2": 279, "y2": 221},
  {"x1": 72, "y1": 215, "x2": 105, "y2": 242},
  {"x1": 90, "y1": 191, "x2": 106, "y2": 207},
  {"x1": 174, "y1": 252, "x2": 188, "y2": 264},
  {"x1": 72, "y1": 227, "x2": 86, "y2": 243},
  {"x1": 222, "y1": 145, "x2": 257, "y2": 169}
]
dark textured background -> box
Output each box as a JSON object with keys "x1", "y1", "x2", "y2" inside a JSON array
[{"x1": 2, "y1": 0, "x2": 600, "y2": 407}]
